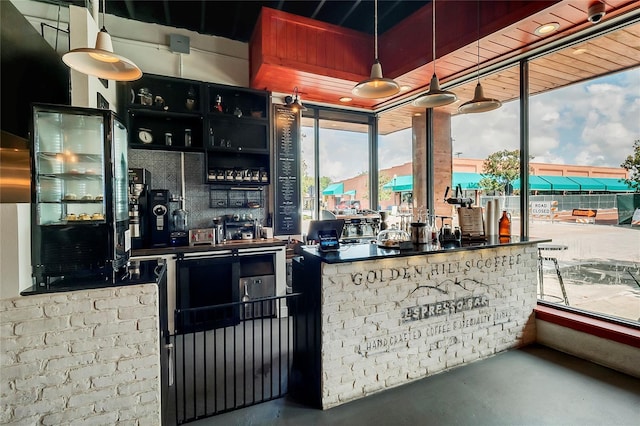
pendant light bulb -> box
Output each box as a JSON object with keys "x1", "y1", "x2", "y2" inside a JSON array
[
  {"x1": 412, "y1": 0, "x2": 457, "y2": 108},
  {"x1": 352, "y1": 0, "x2": 400, "y2": 99},
  {"x1": 458, "y1": 81, "x2": 502, "y2": 113},
  {"x1": 62, "y1": 0, "x2": 142, "y2": 81}
]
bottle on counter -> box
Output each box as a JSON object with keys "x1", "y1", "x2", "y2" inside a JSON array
[
  {"x1": 499, "y1": 210, "x2": 511, "y2": 238},
  {"x1": 242, "y1": 283, "x2": 252, "y2": 319}
]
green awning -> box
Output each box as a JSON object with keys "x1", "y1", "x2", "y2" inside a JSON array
[
  {"x1": 344, "y1": 189, "x2": 356, "y2": 196},
  {"x1": 452, "y1": 172, "x2": 483, "y2": 189},
  {"x1": 593, "y1": 177, "x2": 634, "y2": 192},
  {"x1": 539, "y1": 175, "x2": 581, "y2": 191},
  {"x1": 322, "y1": 182, "x2": 344, "y2": 195},
  {"x1": 566, "y1": 176, "x2": 606, "y2": 191},
  {"x1": 383, "y1": 175, "x2": 413, "y2": 192},
  {"x1": 513, "y1": 176, "x2": 552, "y2": 191}
]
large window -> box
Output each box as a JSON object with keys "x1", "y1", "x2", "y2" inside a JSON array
[
  {"x1": 300, "y1": 109, "x2": 373, "y2": 234},
  {"x1": 526, "y1": 29, "x2": 640, "y2": 323}
]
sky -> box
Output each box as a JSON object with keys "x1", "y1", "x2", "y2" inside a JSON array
[{"x1": 303, "y1": 67, "x2": 640, "y2": 182}]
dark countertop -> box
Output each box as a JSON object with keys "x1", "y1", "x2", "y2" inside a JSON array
[
  {"x1": 299, "y1": 236, "x2": 551, "y2": 264},
  {"x1": 132, "y1": 238, "x2": 287, "y2": 257},
  {"x1": 21, "y1": 260, "x2": 166, "y2": 295}
]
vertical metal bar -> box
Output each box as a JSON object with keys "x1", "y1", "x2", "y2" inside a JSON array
[
  {"x1": 252, "y1": 300, "x2": 255, "y2": 404},
  {"x1": 278, "y1": 297, "x2": 283, "y2": 396},
  {"x1": 223, "y1": 309, "x2": 228, "y2": 411},
  {"x1": 180, "y1": 315, "x2": 186, "y2": 423},
  {"x1": 203, "y1": 323, "x2": 208, "y2": 416},
  {"x1": 192, "y1": 330, "x2": 196, "y2": 418},
  {"x1": 243, "y1": 301, "x2": 247, "y2": 407},
  {"x1": 269, "y1": 301, "x2": 274, "y2": 398},
  {"x1": 213, "y1": 317, "x2": 217, "y2": 414},
  {"x1": 370, "y1": 114, "x2": 379, "y2": 209},
  {"x1": 520, "y1": 59, "x2": 530, "y2": 238},
  {"x1": 233, "y1": 306, "x2": 237, "y2": 409},
  {"x1": 261, "y1": 303, "x2": 265, "y2": 401}
]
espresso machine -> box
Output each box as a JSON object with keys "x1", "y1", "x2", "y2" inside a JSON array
[
  {"x1": 149, "y1": 189, "x2": 171, "y2": 247},
  {"x1": 128, "y1": 168, "x2": 151, "y2": 249}
]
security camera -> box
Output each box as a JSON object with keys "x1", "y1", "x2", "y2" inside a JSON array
[{"x1": 588, "y1": 1, "x2": 606, "y2": 24}]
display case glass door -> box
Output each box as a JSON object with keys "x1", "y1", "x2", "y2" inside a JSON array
[{"x1": 34, "y1": 110, "x2": 106, "y2": 226}]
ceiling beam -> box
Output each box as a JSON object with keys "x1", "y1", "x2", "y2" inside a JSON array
[
  {"x1": 338, "y1": 0, "x2": 362, "y2": 27},
  {"x1": 162, "y1": 0, "x2": 170, "y2": 26},
  {"x1": 122, "y1": 0, "x2": 135, "y2": 20}
]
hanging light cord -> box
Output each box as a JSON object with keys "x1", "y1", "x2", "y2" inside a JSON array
[
  {"x1": 374, "y1": 0, "x2": 379, "y2": 60},
  {"x1": 101, "y1": 0, "x2": 106, "y2": 30},
  {"x1": 432, "y1": 0, "x2": 436, "y2": 74},
  {"x1": 476, "y1": 0, "x2": 480, "y2": 83}
]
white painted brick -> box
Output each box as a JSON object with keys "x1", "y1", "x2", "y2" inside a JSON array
[
  {"x1": 94, "y1": 346, "x2": 139, "y2": 362},
  {"x1": 18, "y1": 343, "x2": 69, "y2": 363},
  {"x1": 14, "y1": 316, "x2": 69, "y2": 336},
  {"x1": 117, "y1": 378, "x2": 157, "y2": 396},
  {"x1": 69, "y1": 336, "x2": 116, "y2": 353},
  {"x1": 136, "y1": 317, "x2": 159, "y2": 331},
  {"x1": 0, "y1": 306, "x2": 43, "y2": 323},
  {"x1": 69, "y1": 411, "x2": 119, "y2": 426},
  {"x1": 41, "y1": 406, "x2": 94, "y2": 426},
  {"x1": 41, "y1": 382, "x2": 90, "y2": 400},
  {"x1": 82, "y1": 310, "x2": 117, "y2": 325},
  {"x1": 67, "y1": 388, "x2": 115, "y2": 409},
  {"x1": 137, "y1": 413, "x2": 162, "y2": 426},
  {"x1": 44, "y1": 300, "x2": 92, "y2": 317},
  {"x1": 45, "y1": 327, "x2": 93, "y2": 345},
  {"x1": 93, "y1": 320, "x2": 138, "y2": 337},
  {"x1": 116, "y1": 354, "x2": 158, "y2": 372},
  {"x1": 139, "y1": 390, "x2": 160, "y2": 404},
  {"x1": 116, "y1": 330, "x2": 157, "y2": 346},
  {"x1": 44, "y1": 352, "x2": 95, "y2": 373},
  {"x1": 118, "y1": 305, "x2": 157, "y2": 320},
  {"x1": 135, "y1": 365, "x2": 159, "y2": 381},
  {"x1": 0, "y1": 361, "x2": 42, "y2": 382},
  {"x1": 68, "y1": 363, "x2": 117, "y2": 382},
  {"x1": 94, "y1": 295, "x2": 140, "y2": 310},
  {"x1": 13, "y1": 397, "x2": 65, "y2": 420}
]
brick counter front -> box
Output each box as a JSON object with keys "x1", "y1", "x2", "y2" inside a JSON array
[
  {"x1": 291, "y1": 242, "x2": 539, "y2": 409},
  {"x1": 0, "y1": 284, "x2": 161, "y2": 425}
]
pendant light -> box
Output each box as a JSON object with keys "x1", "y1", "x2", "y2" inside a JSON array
[
  {"x1": 412, "y1": 0, "x2": 457, "y2": 108},
  {"x1": 352, "y1": 0, "x2": 400, "y2": 99},
  {"x1": 458, "y1": 1, "x2": 501, "y2": 114},
  {"x1": 62, "y1": 0, "x2": 142, "y2": 81}
]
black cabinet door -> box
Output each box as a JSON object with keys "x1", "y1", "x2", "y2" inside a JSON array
[{"x1": 175, "y1": 256, "x2": 240, "y2": 333}]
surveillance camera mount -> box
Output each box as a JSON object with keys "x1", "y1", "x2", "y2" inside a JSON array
[{"x1": 587, "y1": 1, "x2": 606, "y2": 24}]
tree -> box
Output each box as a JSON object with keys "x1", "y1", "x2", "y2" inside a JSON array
[
  {"x1": 480, "y1": 149, "x2": 522, "y2": 195},
  {"x1": 620, "y1": 139, "x2": 640, "y2": 192}
]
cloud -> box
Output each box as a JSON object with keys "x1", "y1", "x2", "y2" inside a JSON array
[{"x1": 451, "y1": 67, "x2": 640, "y2": 167}]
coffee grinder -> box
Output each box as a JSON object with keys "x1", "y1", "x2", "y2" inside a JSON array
[
  {"x1": 128, "y1": 168, "x2": 151, "y2": 249},
  {"x1": 149, "y1": 189, "x2": 171, "y2": 247}
]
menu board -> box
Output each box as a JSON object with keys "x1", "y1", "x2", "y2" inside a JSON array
[{"x1": 273, "y1": 106, "x2": 301, "y2": 236}]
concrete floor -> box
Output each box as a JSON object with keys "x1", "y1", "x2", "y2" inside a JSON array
[{"x1": 193, "y1": 344, "x2": 640, "y2": 426}]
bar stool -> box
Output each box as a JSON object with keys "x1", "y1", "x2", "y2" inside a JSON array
[{"x1": 537, "y1": 244, "x2": 569, "y2": 305}]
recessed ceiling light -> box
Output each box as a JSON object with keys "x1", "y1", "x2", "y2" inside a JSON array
[
  {"x1": 414, "y1": 112, "x2": 422, "y2": 116},
  {"x1": 339, "y1": 97, "x2": 353, "y2": 102},
  {"x1": 534, "y1": 22, "x2": 560, "y2": 36},
  {"x1": 400, "y1": 85, "x2": 412, "y2": 92},
  {"x1": 573, "y1": 47, "x2": 588, "y2": 55}
]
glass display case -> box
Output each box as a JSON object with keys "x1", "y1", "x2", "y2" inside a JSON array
[{"x1": 31, "y1": 104, "x2": 130, "y2": 287}]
